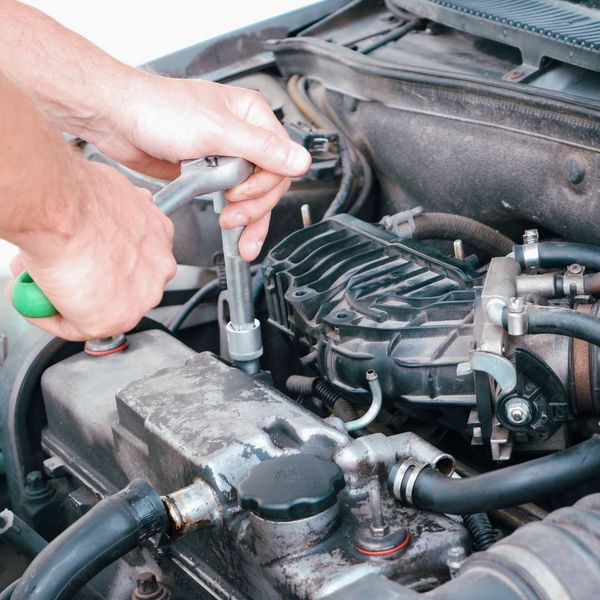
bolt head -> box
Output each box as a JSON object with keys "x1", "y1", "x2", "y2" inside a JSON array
[
  {"x1": 136, "y1": 573, "x2": 159, "y2": 594},
  {"x1": 504, "y1": 397, "x2": 533, "y2": 426},
  {"x1": 370, "y1": 522, "x2": 391, "y2": 537},
  {"x1": 523, "y1": 229, "x2": 539, "y2": 244},
  {"x1": 567, "y1": 263, "x2": 584, "y2": 275}
]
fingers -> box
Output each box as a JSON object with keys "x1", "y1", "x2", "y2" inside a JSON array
[
  {"x1": 220, "y1": 177, "x2": 290, "y2": 229},
  {"x1": 225, "y1": 168, "x2": 284, "y2": 203},
  {"x1": 225, "y1": 118, "x2": 310, "y2": 178},
  {"x1": 238, "y1": 213, "x2": 271, "y2": 261},
  {"x1": 10, "y1": 252, "x2": 25, "y2": 277},
  {"x1": 23, "y1": 315, "x2": 87, "y2": 341}
]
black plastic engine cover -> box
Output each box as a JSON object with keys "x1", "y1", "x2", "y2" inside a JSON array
[{"x1": 263, "y1": 214, "x2": 480, "y2": 407}]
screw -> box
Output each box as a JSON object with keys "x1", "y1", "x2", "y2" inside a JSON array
[
  {"x1": 24, "y1": 470, "x2": 56, "y2": 501},
  {"x1": 504, "y1": 397, "x2": 533, "y2": 426},
  {"x1": 508, "y1": 70, "x2": 524, "y2": 80},
  {"x1": 567, "y1": 263, "x2": 584, "y2": 275},
  {"x1": 453, "y1": 239, "x2": 465, "y2": 260},
  {"x1": 368, "y1": 482, "x2": 390, "y2": 537},
  {"x1": 204, "y1": 156, "x2": 219, "y2": 167},
  {"x1": 133, "y1": 572, "x2": 170, "y2": 600},
  {"x1": 137, "y1": 573, "x2": 159, "y2": 594},
  {"x1": 523, "y1": 229, "x2": 539, "y2": 245},
  {"x1": 301, "y1": 204, "x2": 312, "y2": 227},
  {"x1": 508, "y1": 297, "x2": 525, "y2": 312},
  {"x1": 447, "y1": 546, "x2": 466, "y2": 578}
]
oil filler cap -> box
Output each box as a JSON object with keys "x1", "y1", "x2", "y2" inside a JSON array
[{"x1": 237, "y1": 454, "x2": 345, "y2": 522}]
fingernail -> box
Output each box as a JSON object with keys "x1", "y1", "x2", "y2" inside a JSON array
[
  {"x1": 253, "y1": 240, "x2": 264, "y2": 255},
  {"x1": 288, "y1": 146, "x2": 311, "y2": 173}
]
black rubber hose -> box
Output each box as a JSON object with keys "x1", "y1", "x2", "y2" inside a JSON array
[
  {"x1": 0, "y1": 581, "x2": 18, "y2": 600},
  {"x1": 286, "y1": 375, "x2": 358, "y2": 422},
  {"x1": 168, "y1": 279, "x2": 221, "y2": 332},
  {"x1": 398, "y1": 436, "x2": 600, "y2": 514},
  {"x1": 463, "y1": 513, "x2": 497, "y2": 551},
  {"x1": 412, "y1": 213, "x2": 514, "y2": 257},
  {"x1": 11, "y1": 479, "x2": 169, "y2": 600},
  {"x1": 169, "y1": 266, "x2": 263, "y2": 333},
  {"x1": 0, "y1": 509, "x2": 46, "y2": 559},
  {"x1": 514, "y1": 241, "x2": 600, "y2": 271},
  {"x1": 502, "y1": 306, "x2": 600, "y2": 347}
]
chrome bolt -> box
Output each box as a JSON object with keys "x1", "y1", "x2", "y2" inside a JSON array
[
  {"x1": 508, "y1": 297, "x2": 525, "y2": 312},
  {"x1": 523, "y1": 229, "x2": 539, "y2": 245},
  {"x1": 368, "y1": 482, "x2": 390, "y2": 537},
  {"x1": 301, "y1": 204, "x2": 312, "y2": 228},
  {"x1": 505, "y1": 397, "x2": 533, "y2": 426},
  {"x1": 447, "y1": 546, "x2": 466, "y2": 578},
  {"x1": 453, "y1": 239, "x2": 465, "y2": 260}
]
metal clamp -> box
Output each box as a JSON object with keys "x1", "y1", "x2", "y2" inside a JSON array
[{"x1": 391, "y1": 459, "x2": 427, "y2": 505}]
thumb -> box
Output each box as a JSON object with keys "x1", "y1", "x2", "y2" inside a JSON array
[
  {"x1": 225, "y1": 119, "x2": 311, "y2": 177},
  {"x1": 10, "y1": 252, "x2": 25, "y2": 277}
]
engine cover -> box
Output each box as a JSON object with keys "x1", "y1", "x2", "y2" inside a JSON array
[
  {"x1": 40, "y1": 330, "x2": 466, "y2": 599},
  {"x1": 263, "y1": 214, "x2": 480, "y2": 406}
]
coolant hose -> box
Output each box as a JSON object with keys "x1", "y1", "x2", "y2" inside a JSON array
[
  {"x1": 515, "y1": 241, "x2": 600, "y2": 271},
  {"x1": 412, "y1": 213, "x2": 514, "y2": 257},
  {"x1": 391, "y1": 436, "x2": 600, "y2": 514},
  {"x1": 502, "y1": 306, "x2": 600, "y2": 347},
  {"x1": 11, "y1": 479, "x2": 169, "y2": 600}
]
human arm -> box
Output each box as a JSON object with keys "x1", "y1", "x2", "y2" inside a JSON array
[
  {"x1": 0, "y1": 70, "x2": 177, "y2": 340},
  {"x1": 0, "y1": 1, "x2": 311, "y2": 260}
]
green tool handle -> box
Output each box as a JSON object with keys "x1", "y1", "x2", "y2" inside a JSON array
[{"x1": 11, "y1": 270, "x2": 58, "y2": 318}]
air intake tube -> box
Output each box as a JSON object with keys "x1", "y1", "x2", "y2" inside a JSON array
[{"x1": 11, "y1": 479, "x2": 169, "y2": 600}]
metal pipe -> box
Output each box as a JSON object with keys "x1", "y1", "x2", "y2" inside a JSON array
[{"x1": 345, "y1": 370, "x2": 383, "y2": 432}]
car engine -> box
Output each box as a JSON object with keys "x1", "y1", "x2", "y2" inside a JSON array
[{"x1": 3, "y1": 1, "x2": 600, "y2": 599}]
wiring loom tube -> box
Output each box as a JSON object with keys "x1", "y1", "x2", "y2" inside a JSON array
[
  {"x1": 391, "y1": 436, "x2": 600, "y2": 514},
  {"x1": 11, "y1": 479, "x2": 169, "y2": 600}
]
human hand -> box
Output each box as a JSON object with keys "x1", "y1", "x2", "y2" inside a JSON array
[
  {"x1": 88, "y1": 74, "x2": 311, "y2": 261},
  {"x1": 4, "y1": 161, "x2": 176, "y2": 341}
]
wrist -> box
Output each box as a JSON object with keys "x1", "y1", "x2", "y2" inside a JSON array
[{"x1": 14, "y1": 153, "x2": 95, "y2": 265}]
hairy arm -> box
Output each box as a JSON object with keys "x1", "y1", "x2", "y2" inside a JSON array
[
  {"x1": 0, "y1": 70, "x2": 176, "y2": 340},
  {"x1": 0, "y1": 1, "x2": 309, "y2": 340},
  {"x1": 0, "y1": 1, "x2": 310, "y2": 259}
]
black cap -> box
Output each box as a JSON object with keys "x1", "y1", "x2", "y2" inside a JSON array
[{"x1": 237, "y1": 454, "x2": 345, "y2": 522}]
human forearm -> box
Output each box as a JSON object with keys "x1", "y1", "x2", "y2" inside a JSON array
[
  {"x1": 0, "y1": 0, "x2": 130, "y2": 141},
  {"x1": 0, "y1": 69, "x2": 88, "y2": 259}
]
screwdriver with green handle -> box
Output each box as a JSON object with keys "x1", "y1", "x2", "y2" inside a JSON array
[{"x1": 11, "y1": 156, "x2": 258, "y2": 361}]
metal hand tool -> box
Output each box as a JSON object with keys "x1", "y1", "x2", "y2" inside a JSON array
[{"x1": 12, "y1": 156, "x2": 263, "y2": 372}]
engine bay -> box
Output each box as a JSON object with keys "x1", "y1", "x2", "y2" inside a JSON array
[{"x1": 3, "y1": 1, "x2": 600, "y2": 598}]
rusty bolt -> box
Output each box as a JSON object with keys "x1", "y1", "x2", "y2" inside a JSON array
[
  {"x1": 133, "y1": 572, "x2": 170, "y2": 600},
  {"x1": 508, "y1": 70, "x2": 524, "y2": 80}
]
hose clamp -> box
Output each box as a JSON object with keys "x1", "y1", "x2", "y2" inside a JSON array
[
  {"x1": 392, "y1": 459, "x2": 427, "y2": 505},
  {"x1": 521, "y1": 242, "x2": 540, "y2": 269}
]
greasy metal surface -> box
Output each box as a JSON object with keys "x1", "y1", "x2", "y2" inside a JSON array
[
  {"x1": 42, "y1": 342, "x2": 468, "y2": 599},
  {"x1": 41, "y1": 330, "x2": 195, "y2": 495}
]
